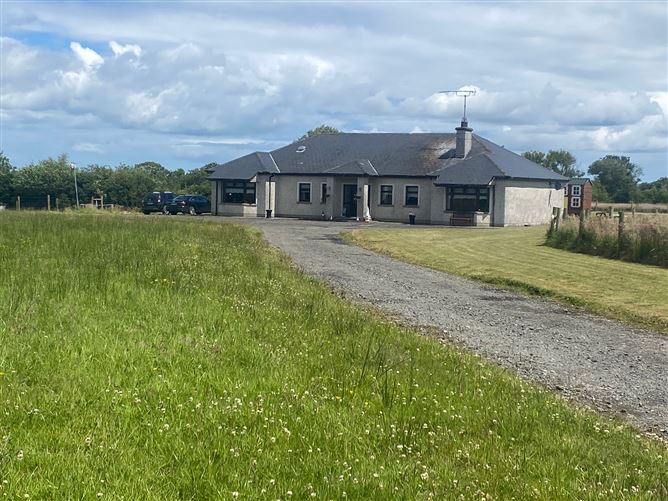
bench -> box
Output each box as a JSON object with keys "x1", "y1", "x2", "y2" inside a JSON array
[{"x1": 450, "y1": 212, "x2": 474, "y2": 226}]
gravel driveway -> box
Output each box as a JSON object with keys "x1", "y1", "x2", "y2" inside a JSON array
[{"x1": 224, "y1": 217, "x2": 667, "y2": 437}]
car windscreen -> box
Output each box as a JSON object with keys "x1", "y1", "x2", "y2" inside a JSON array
[{"x1": 173, "y1": 195, "x2": 189, "y2": 201}]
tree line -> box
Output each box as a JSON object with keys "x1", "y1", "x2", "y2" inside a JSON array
[
  {"x1": 522, "y1": 150, "x2": 667, "y2": 203},
  {"x1": 0, "y1": 153, "x2": 212, "y2": 208}
]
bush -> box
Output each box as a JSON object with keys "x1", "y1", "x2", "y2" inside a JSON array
[{"x1": 546, "y1": 214, "x2": 668, "y2": 267}]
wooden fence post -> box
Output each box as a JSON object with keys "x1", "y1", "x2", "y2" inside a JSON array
[
  {"x1": 555, "y1": 208, "x2": 561, "y2": 231},
  {"x1": 47, "y1": 194, "x2": 51, "y2": 211},
  {"x1": 608, "y1": 206, "x2": 613, "y2": 218},
  {"x1": 617, "y1": 211, "x2": 625, "y2": 258},
  {"x1": 16, "y1": 196, "x2": 21, "y2": 211},
  {"x1": 578, "y1": 209, "x2": 586, "y2": 236}
]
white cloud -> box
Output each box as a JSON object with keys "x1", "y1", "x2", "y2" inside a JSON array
[
  {"x1": 69, "y1": 41, "x2": 103, "y2": 69},
  {"x1": 109, "y1": 40, "x2": 142, "y2": 59},
  {"x1": 73, "y1": 142, "x2": 103, "y2": 153},
  {"x1": 648, "y1": 92, "x2": 668, "y2": 116}
]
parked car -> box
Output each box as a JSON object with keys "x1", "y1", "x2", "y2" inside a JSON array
[
  {"x1": 165, "y1": 195, "x2": 211, "y2": 215},
  {"x1": 142, "y1": 191, "x2": 175, "y2": 214}
]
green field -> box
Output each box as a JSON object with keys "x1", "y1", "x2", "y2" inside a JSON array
[
  {"x1": 0, "y1": 213, "x2": 666, "y2": 499},
  {"x1": 346, "y1": 226, "x2": 668, "y2": 334}
]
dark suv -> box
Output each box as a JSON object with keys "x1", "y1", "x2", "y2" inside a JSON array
[
  {"x1": 165, "y1": 195, "x2": 211, "y2": 215},
  {"x1": 142, "y1": 191, "x2": 175, "y2": 214}
]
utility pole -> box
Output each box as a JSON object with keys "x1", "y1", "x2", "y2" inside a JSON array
[{"x1": 70, "y1": 162, "x2": 80, "y2": 209}]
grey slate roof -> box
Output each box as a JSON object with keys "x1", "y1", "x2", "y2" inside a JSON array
[
  {"x1": 432, "y1": 136, "x2": 568, "y2": 185},
  {"x1": 270, "y1": 133, "x2": 451, "y2": 176},
  {"x1": 323, "y1": 159, "x2": 379, "y2": 176},
  {"x1": 208, "y1": 132, "x2": 569, "y2": 185},
  {"x1": 208, "y1": 151, "x2": 279, "y2": 180}
]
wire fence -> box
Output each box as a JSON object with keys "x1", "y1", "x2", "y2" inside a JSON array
[
  {"x1": 0, "y1": 195, "x2": 67, "y2": 211},
  {"x1": 0, "y1": 195, "x2": 124, "y2": 212}
]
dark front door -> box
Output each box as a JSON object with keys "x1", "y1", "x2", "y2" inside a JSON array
[{"x1": 342, "y1": 184, "x2": 357, "y2": 218}]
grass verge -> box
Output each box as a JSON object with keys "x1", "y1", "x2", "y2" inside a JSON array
[
  {"x1": 345, "y1": 226, "x2": 668, "y2": 334},
  {"x1": 0, "y1": 212, "x2": 666, "y2": 499}
]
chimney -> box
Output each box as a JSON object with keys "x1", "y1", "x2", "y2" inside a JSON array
[{"x1": 455, "y1": 119, "x2": 472, "y2": 158}]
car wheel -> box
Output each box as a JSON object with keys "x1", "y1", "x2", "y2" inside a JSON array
[
  {"x1": 142, "y1": 211, "x2": 150, "y2": 215},
  {"x1": 189, "y1": 206, "x2": 197, "y2": 216}
]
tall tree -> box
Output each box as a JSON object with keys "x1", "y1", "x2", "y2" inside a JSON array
[
  {"x1": 522, "y1": 151, "x2": 546, "y2": 167},
  {"x1": 638, "y1": 177, "x2": 668, "y2": 204},
  {"x1": 588, "y1": 155, "x2": 642, "y2": 203},
  {"x1": 0, "y1": 152, "x2": 15, "y2": 204},
  {"x1": 12, "y1": 154, "x2": 78, "y2": 206},
  {"x1": 522, "y1": 149, "x2": 583, "y2": 178},
  {"x1": 299, "y1": 124, "x2": 341, "y2": 140},
  {"x1": 591, "y1": 180, "x2": 610, "y2": 203}
]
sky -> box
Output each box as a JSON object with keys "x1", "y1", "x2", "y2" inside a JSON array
[{"x1": 1, "y1": 1, "x2": 667, "y2": 181}]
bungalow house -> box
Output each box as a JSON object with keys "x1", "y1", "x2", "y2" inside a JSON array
[{"x1": 208, "y1": 120, "x2": 568, "y2": 226}]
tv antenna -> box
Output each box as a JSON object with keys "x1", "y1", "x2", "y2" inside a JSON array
[{"x1": 439, "y1": 89, "x2": 476, "y2": 124}]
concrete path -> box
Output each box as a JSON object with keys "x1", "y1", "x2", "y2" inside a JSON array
[{"x1": 224, "y1": 217, "x2": 667, "y2": 437}]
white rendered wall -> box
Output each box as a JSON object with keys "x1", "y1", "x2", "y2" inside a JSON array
[{"x1": 495, "y1": 179, "x2": 563, "y2": 226}]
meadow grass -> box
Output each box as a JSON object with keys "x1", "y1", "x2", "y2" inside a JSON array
[
  {"x1": 547, "y1": 214, "x2": 668, "y2": 267},
  {"x1": 0, "y1": 212, "x2": 666, "y2": 500},
  {"x1": 346, "y1": 226, "x2": 668, "y2": 334}
]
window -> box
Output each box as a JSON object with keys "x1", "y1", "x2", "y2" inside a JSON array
[
  {"x1": 320, "y1": 183, "x2": 328, "y2": 204},
  {"x1": 446, "y1": 186, "x2": 490, "y2": 212},
  {"x1": 404, "y1": 185, "x2": 419, "y2": 206},
  {"x1": 571, "y1": 185, "x2": 581, "y2": 196},
  {"x1": 379, "y1": 185, "x2": 393, "y2": 205},
  {"x1": 223, "y1": 180, "x2": 256, "y2": 204},
  {"x1": 298, "y1": 182, "x2": 311, "y2": 203},
  {"x1": 571, "y1": 196, "x2": 581, "y2": 208}
]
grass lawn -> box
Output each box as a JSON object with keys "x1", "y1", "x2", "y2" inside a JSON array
[
  {"x1": 0, "y1": 212, "x2": 666, "y2": 499},
  {"x1": 346, "y1": 226, "x2": 668, "y2": 334}
]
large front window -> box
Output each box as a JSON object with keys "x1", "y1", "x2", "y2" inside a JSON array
[
  {"x1": 404, "y1": 185, "x2": 419, "y2": 206},
  {"x1": 446, "y1": 186, "x2": 489, "y2": 212},
  {"x1": 380, "y1": 185, "x2": 393, "y2": 205},
  {"x1": 298, "y1": 182, "x2": 311, "y2": 203},
  {"x1": 223, "y1": 180, "x2": 256, "y2": 204}
]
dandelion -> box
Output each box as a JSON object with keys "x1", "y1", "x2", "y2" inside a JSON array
[
  {"x1": 16, "y1": 450, "x2": 24, "y2": 461},
  {"x1": 97, "y1": 493, "x2": 103, "y2": 498},
  {"x1": 232, "y1": 492, "x2": 239, "y2": 498},
  {"x1": 286, "y1": 490, "x2": 293, "y2": 497},
  {"x1": 421, "y1": 472, "x2": 429, "y2": 481}
]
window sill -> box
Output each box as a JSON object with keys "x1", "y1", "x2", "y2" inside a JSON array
[
  {"x1": 223, "y1": 202, "x2": 257, "y2": 206},
  {"x1": 379, "y1": 203, "x2": 394, "y2": 207},
  {"x1": 403, "y1": 205, "x2": 419, "y2": 208},
  {"x1": 297, "y1": 201, "x2": 312, "y2": 204}
]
